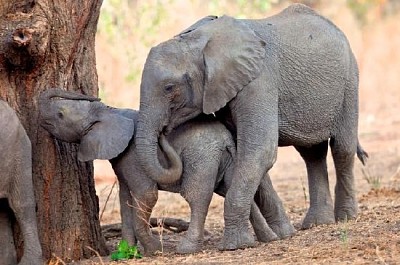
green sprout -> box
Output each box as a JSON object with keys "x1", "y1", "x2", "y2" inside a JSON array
[{"x1": 111, "y1": 239, "x2": 142, "y2": 261}]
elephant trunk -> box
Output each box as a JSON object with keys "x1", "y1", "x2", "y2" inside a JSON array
[
  {"x1": 39, "y1": 88, "x2": 100, "y2": 103},
  {"x1": 135, "y1": 111, "x2": 182, "y2": 184}
]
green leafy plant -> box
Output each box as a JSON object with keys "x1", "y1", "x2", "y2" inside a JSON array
[{"x1": 111, "y1": 239, "x2": 142, "y2": 261}]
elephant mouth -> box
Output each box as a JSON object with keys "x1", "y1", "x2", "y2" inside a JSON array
[
  {"x1": 82, "y1": 121, "x2": 97, "y2": 137},
  {"x1": 40, "y1": 120, "x2": 55, "y2": 131},
  {"x1": 162, "y1": 125, "x2": 173, "y2": 135}
]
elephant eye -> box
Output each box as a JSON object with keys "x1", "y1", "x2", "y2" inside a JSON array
[
  {"x1": 57, "y1": 111, "x2": 64, "y2": 119},
  {"x1": 164, "y1": 84, "x2": 175, "y2": 93}
]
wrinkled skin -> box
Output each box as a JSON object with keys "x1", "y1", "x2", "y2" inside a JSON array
[
  {"x1": 135, "y1": 4, "x2": 368, "y2": 250},
  {"x1": 39, "y1": 89, "x2": 294, "y2": 255},
  {"x1": 0, "y1": 100, "x2": 43, "y2": 265}
]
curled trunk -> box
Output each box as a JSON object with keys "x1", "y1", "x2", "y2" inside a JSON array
[{"x1": 135, "y1": 115, "x2": 182, "y2": 184}]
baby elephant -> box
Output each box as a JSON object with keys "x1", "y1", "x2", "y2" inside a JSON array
[
  {"x1": 39, "y1": 89, "x2": 294, "y2": 254},
  {"x1": 0, "y1": 100, "x2": 43, "y2": 265}
]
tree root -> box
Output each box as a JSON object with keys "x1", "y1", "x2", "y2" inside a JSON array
[{"x1": 102, "y1": 217, "x2": 190, "y2": 239}]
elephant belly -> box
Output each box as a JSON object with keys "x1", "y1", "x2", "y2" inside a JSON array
[{"x1": 278, "y1": 123, "x2": 331, "y2": 147}]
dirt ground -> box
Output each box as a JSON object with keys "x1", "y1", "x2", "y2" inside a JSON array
[{"x1": 87, "y1": 119, "x2": 400, "y2": 265}]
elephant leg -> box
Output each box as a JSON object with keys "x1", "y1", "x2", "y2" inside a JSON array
[
  {"x1": 329, "y1": 83, "x2": 359, "y2": 222},
  {"x1": 177, "y1": 189, "x2": 214, "y2": 254},
  {"x1": 8, "y1": 164, "x2": 42, "y2": 265},
  {"x1": 177, "y1": 155, "x2": 221, "y2": 254},
  {"x1": 0, "y1": 199, "x2": 17, "y2": 265},
  {"x1": 249, "y1": 201, "x2": 279, "y2": 243},
  {"x1": 216, "y1": 170, "x2": 280, "y2": 243},
  {"x1": 222, "y1": 76, "x2": 279, "y2": 250},
  {"x1": 295, "y1": 141, "x2": 335, "y2": 229},
  {"x1": 131, "y1": 187, "x2": 160, "y2": 255},
  {"x1": 8, "y1": 196, "x2": 42, "y2": 265},
  {"x1": 118, "y1": 178, "x2": 137, "y2": 246},
  {"x1": 330, "y1": 137, "x2": 358, "y2": 222},
  {"x1": 253, "y1": 172, "x2": 295, "y2": 238}
]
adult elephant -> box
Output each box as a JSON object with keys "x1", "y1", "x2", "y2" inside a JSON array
[{"x1": 135, "y1": 4, "x2": 367, "y2": 250}]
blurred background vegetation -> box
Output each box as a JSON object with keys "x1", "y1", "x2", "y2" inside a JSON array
[
  {"x1": 94, "y1": 0, "x2": 400, "y2": 179},
  {"x1": 95, "y1": 0, "x2": 399, "y2": 107}
]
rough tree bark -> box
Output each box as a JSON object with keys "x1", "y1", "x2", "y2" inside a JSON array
[{"x1": 0, "y1": 0, "x2": 108, "y2": 262}]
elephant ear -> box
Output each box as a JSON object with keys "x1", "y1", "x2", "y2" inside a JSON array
[
  {"x1": 202, "y1": 16, "x2": 267, "y2": 114},
  {"x1": 176, "y1": 15, "x2": 218, "y2": 37},
  {"x1": 78, "y1": 110, "x2": 135, "y2": 162}
]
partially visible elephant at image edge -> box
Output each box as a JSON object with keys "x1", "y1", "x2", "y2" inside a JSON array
[
  {"x1": 0, "y1": 100, "x2": 43, "y2": 265},
  {"x1": 38, "y1": 89, "x2": 295, "y2": 255},
  {"x1": 134, "y1": 3, "x2": 368, "y2": 250}
]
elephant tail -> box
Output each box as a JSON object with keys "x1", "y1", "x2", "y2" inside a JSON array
[{"x1": 356, "y1": 142, "x2": 369, "y2": 166}]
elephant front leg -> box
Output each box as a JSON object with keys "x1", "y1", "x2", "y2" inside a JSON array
[
  {"x1": 118, "y1": 179, "x2": 137, "y2": 245},
  {"x1": 221, "y1": 76, "x2": 279, "y2": 251},
  {"x1": 177, "y1": 187, "x2": 215, "y2": 254},
  {"x1": 131, "y1": 189, "x2": 161, "y2": 255},
  {"x1": 223, "y1": 156, "x2": 272, "y2": 250}
]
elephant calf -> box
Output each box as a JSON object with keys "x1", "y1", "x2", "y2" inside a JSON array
[
  {"x1": 0, "y1": 100, "x2": 42, "y2": 265},
  {"x1": 39, "y1": 89, "x2": 295, "y2": 255}
]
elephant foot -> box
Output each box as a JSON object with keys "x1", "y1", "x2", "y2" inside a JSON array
[
  {"x1": 143, "y1": 237, "x2": 162, "y2": 256},
  {"x1": 220, "y1": 226, "x2": 255, "y2": 251},
  {"x1": 335, "y1": 205, "x2": 358, "y2": 223},
  {"x1": 254, "y1": 226, "x2": 279, "y2": 243},
  {"x1": 269, "y1": 220, "x2": 296, "y2": 239},
  {"x1": 176, "y1": 236, "x2": 203, "y2": 254},
  {"x1": 301, "y1": 207, "x2": 335, "y2": 229}
]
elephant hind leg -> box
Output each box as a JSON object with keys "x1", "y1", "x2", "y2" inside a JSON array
[
  {"x1": 0, "y1": 199, "x2": 17, "y2": 265},
  {"x1": 253, "y1": 172, "x2": 295, "y2": 239},
  {"x1": 7, "y1": 198, "x2": 42, "y2": 264},
  {"x1": 329, "y1": 136, "x2": 358, "y2": 222},
  {"x1": 330, "y1": 83, "x2": 359, "y2": 222},
  {"x1": 177, "y1": 192, "x2": 213, "y2": 254},
  {"x1": 295, "y1": 141, "x2": 335, "y2": 229},
  {"x1": 177, "y1": 163, "x2": 218, "y2": 254},
  {"x1": 250, "y1": 201, "x2": 279, "y2": 242}
]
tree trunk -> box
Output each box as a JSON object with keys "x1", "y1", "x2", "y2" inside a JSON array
[{"x1": 0, "y1": 0, "x2": 108, "y2": 262}]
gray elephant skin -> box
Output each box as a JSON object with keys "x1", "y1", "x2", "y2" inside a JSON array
[
  {"x1": 0, "y1": 100, "x2": 43, "y2": 264},
  {"x1": 134, "y1": 3, "x2": 368, "y2": 250},
  {"x1": 39, "y1": 89, "x2": 294, "y2": 255}
]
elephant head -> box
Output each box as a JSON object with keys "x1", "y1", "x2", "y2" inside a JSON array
[
  {"x1": 39, "y1": 89, "x2": 182, "y2": 183},
  {"x1": 135, "y1": 15, "x2": 266, "y2": 182}
]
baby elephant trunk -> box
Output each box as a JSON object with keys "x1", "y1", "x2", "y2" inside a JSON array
[{"x1": 39, "y1": 88, "x2": 100, "y2": 103}]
